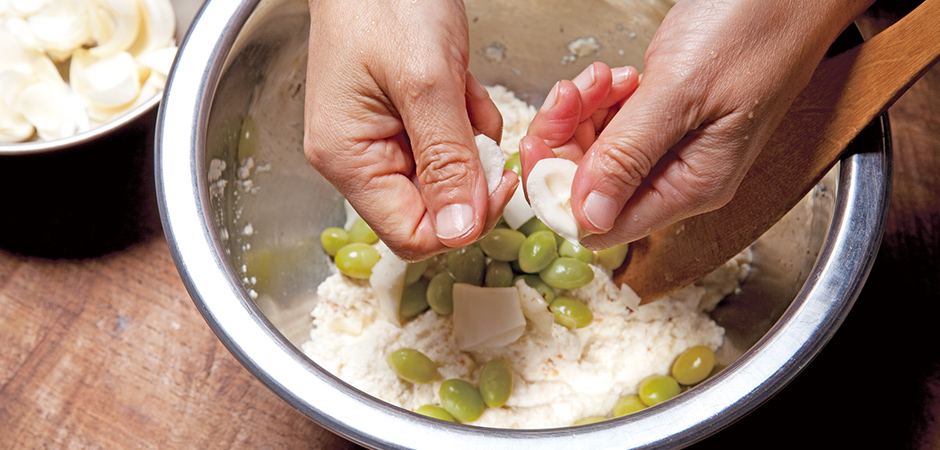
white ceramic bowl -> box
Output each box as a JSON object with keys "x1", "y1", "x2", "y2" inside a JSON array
[{"x1": 0, "y1": 0, "x2": 202, "y2": 258}]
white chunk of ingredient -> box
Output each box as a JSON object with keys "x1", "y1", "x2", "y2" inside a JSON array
[
  {"x1": 452, "y1": 284, "x2": 526, "y2": 351},
  {"x1": 475, "y1": 133, "x2": 506, "y2": 195},
  {"x1": 502, "y1": 184, "x2": 535, "y2": 230},
  {"x1": 619, "y1": 283, "x2": 642, "y2": 310},
  {"x1": 87, "y1": 0, "x2": 141, "y2": 59},
  {"x1": 132, "y1": 0, "x2": 176, "y2": 57},
  {"x1": 70, "y1": 49, "x2": 141, "y2": 109},
  {"x1": 17, "y1": 79, "x2": 78, "y2": 141},
  {"x1": 369, "y1": 251, "x2": 408, "y2": 327},
  {"x1": 515, "y1": 279, "x2": 554, "y2": 334}
]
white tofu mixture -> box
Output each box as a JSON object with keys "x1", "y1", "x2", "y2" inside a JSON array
[{"x1": 300, "y1": 86, "x2": 752, "y2": 429}]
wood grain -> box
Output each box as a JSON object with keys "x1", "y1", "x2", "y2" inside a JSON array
[{"x1": 0, "y1": 239, "x2": 358, "y2": 449}]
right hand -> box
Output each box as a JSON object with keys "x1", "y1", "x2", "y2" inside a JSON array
[
  {"x1": 522, "y1": 0, "x2": 873, "y2": 250},
  {"x1": 304, "y1": 0, "x2": 517, "y2": 261}
]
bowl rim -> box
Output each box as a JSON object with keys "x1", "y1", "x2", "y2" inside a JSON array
[
  {"x1": 0, "y1": 90, "x2": 162, "y2": 156},
  {"x1": 155, "y1": 0, "x2": 892, "y2": 447}
]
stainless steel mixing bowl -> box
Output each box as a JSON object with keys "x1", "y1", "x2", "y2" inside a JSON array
[
  {"x1": 0, "y1": 0, "x2": 202, "y2": 258},
  {"x1": 156, "y1": 0, "x2": 890, "y2": 447}
]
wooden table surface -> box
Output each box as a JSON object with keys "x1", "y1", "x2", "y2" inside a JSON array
[{"x1": 1, "y1": 4, "x2": 937, "y2": 449}]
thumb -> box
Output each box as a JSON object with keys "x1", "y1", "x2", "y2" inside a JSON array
[
  {"x1": 394, "y1": 70, "x2": 492, "y2": 248},
  {"x1": 570, "y1": 78, "x2": 696, "y2": 243}
]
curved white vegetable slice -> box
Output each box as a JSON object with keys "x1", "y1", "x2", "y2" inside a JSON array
[
  {"x1": 475, "y1": 134, "x2": 506, "y2": 194},
  {"x1": 0, "y1": 71, "x2": 35, "y2": 142},
  {"x1": 26, "y1": 50, "x2": 67, "y2": 87},
  {"x1": 9, "y1": 0, "x2": 49, "y2": 16},
  {"x1": 82, "y1": 62, "x2": 161, "y2": 126},
  {"x1": 0, "y1": 34, "x2": 81, "y2": 142},
  {"x1": 0, "y1": 112, "x2": 34, "y2": 143},
  {"x1": 133, "y1": 69, "x2": 163, "y2": 104},
  {"x1": 27, "y1": 0, "x2": 92, "y2": 61},
  {"x1": 526, "y1": 157, "x2": 583, "y2": 244},
  {"x1": 369, "y1": 251, "x2": 407, "y2": 327},
  {"x1": 129, "y1": 0, "x2": 175, "y2": 58},
  {"x1": 1, "y1": 17, "x2": 43, "y2": 55},
  {"x1": 88, "y1": 0, "x2": 142, "y2": 58},
  {"x1": 515, "y1": 279, "x2": 553, "y2": 334},
  {"x1": 70, "y1": 49, "x2": 142, "y2": 109},
  {"x1": 135, "y1": 44, "x2": 176, "y2": 77},
  {"x1": 452, "y1": 284, "x2": 526, "y2": 351},
  {"x1": 16, "y1": 79, "x2": 78, "y2": 141},
  {"x1": 0, "y1": 77, "x2": 35, "y2": 143}
]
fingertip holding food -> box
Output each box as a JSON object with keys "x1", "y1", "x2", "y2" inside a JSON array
[
  {"x1": 582, "y1": 190, "x2": 620, "y2": 232},
  {"x1": 302, "y1": 84, "x2": 751, "y2": 428},
  {"x1": 430, "y1": 131, "x2": 509, "y2": 243},
  {"x1": 435, "y1": 203, "x2": 474, "y2": 241}
]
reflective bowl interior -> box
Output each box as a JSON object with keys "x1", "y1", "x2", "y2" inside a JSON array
[
  {"x1": 158, "y1": 0, "x2": 889, "y2": 447},
  {"x1": 206, "y1": 0, "x2": 830, "y2": 361}
]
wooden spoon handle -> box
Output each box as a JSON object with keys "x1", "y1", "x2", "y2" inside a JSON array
[{"x1": 614, "y1": 0, "x2": 940, "y2": 304}]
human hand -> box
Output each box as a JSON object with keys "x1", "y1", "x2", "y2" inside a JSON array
[
  {"x1": 304, "y1": 0, "x2": 517, "y2": 261},
  {"x1": 522, "y1": 0, "x2": 873, "y2": 249}
]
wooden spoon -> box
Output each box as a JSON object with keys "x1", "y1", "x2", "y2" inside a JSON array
[{"x1": 614, "y1": 0, "x2": 940, "y2": 304}]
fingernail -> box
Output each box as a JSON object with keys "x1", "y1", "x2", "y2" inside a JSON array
[
  {"x1": 466, "y1": 73, "x2": 488, "y2": 99},
  {"x1": 436, "y1": 203, "x2": 474, "y2": 240},
  {"x1": 572, "y1": 64, "x2": 596, "y2": 92},
  {"x1": 539, "y1": 82, "x2": 560, "y2": 112},
  {"x1": 612, "y1": 66, "x2": 630, "y2": 85},
  {"x1": 583, "y1": 191, "x2": 619, "y2": 231}
]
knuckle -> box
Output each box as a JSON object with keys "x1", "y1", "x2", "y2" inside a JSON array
[
  {"x1": 304, "y1": 128, "x2": 344, "y2": 171},
  {"x1": 667, "y1": 158, "x2": 739, "y2": 213},
  {"x1": 398, "y1": 55, "x2": 465, "y2": 103},
  {"x1": 598, "y1": 137, "x2": 656, "y2": 190},
  {"x1": 417, "y1": 141, "x2": 476, "y2": 190},
  {"x1": 303, "y1": 134, "x2": 329, "y2": 168}
]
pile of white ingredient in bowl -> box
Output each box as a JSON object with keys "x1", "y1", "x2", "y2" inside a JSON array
[
  {"x1": 0, "y1": 0, "x2": 177, "y2": 143},
  {"x1": 301, "y1": 86, "x2": 752, "y2": 429}
]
